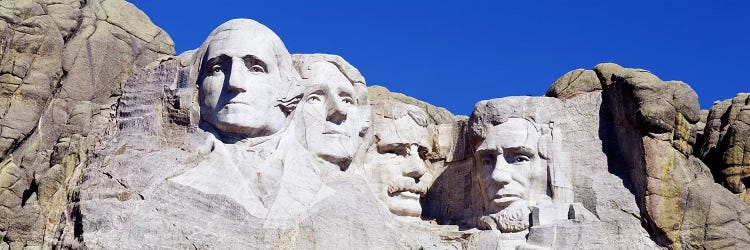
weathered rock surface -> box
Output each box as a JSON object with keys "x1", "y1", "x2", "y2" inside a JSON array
[
  {"x1": 545, "y1": 69, "x2": 601, "y2": 99},
  {"x1": 697, "y1": 94, "x2": 750, "y2": 206},
  {"x1": 1, "y1": 2, "x2": 749, "y2": 249},
  {"x1": 600, "y1": 64, "x2": 750, "y2": 249},
  {"x1": 544, "y1": 63, "x2": 750, "y2": 249},
  {"x1": 0, "y1": 0, "x2": 173, "y2": 248},
  {"x1": 368, "y1": 85, "x2": 465, "y2": 125},
  {"x1": 694, "y1": 109, "x2": 709, "y2": 151}
]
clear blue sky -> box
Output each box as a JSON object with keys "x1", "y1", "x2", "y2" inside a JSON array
[{"x1": 130, "y1": 0, "x2": 748, "y2": 116}]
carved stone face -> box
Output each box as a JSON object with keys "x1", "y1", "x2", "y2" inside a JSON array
[
  {"x1": 297, "y1": 61, "x2": 363, "y2": 166},
  {"x1": 366, "y1": 109, "x2": 430, "y2": 218},
  {"x1": 198, "y1": 28, "x2": 287, "y2": 136},
  {"x1": 475, "y1": 118, "x2": 542, "y2": 215}
]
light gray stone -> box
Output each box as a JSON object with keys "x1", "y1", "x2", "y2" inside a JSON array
[
  {"x1": 0, "y1": 0, "x2": 173, "y2": 248},
  {"x1": 605, "y1": 64, "x2": 750, "y2": 249},
  {"x1": 3, "y1": 2, "x2": 750, "y2": 248},
  {"x1": 364, "y1": 100, "x2": 431, "y2": 218}
]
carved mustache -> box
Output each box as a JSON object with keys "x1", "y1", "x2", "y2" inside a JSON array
[
  {"x1": 322, "y1": 129, "x2": 351, "y2": 137},
  {"x1": 387, "y1": 177, "x2": 427, "y2": 196}
]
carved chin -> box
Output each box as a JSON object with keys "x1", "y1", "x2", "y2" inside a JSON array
[
  {"x1": 387, "y1": 192, "x2": 423, "y2": 217},
  {"x1": 479, "y1": 201, "x2": 530, "y2": 232},
  {"x1": 211, "y1": 113, "x2": 277, "y2": 136},
  {"x1": 307, "y1": 134, "x2": 359, "y2": 167}
]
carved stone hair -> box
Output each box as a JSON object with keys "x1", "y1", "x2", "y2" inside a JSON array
[
  {"x1": 468, "y1": 96, "x2": 574, "y2": 205},
  {"x1": 292, "y1": 53, "x2": 369, "y2": 109},
  {"x1": 188, "y1": 18, "x2": 303, "y2": 113},
  {"x1": 369, "y1": 100, "x2": 428, "y2": 128}
]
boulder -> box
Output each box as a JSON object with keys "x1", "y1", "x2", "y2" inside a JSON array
[
  {"x1": 603, "y1": 64, "x2": 750, "y2": 249},
  {"x1": 545, "y1": 69, "x2": 601, "y2": 99},
  {"x1": 697, "y1": 94, "x2": 750, "y2": 205}
]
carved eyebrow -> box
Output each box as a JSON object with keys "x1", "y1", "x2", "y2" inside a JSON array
[
  {"x1": 337, "y1": 86, "x2": 354, "y2": 97},
  {"x1": 503, "y1": 146, "x2": 536, "y2": 156},
  {"x1": 205, "y1": 55, "x2": 230, "y2": 68},
  {"x1": 242, "y1": 55, "x2": 268, "y2": 72},
  {"x1": 376, "y1": 143, "x2": 408, "y2": 156},
  {"x1": 475, "y1": 146, "x2": 499, "y2": 156},
  {"x1": 377, "y1": 142, "x2": 407, "y2": 150},
  {"x1": 304, "y1": 84, "x2": 326, "y2": 96}
]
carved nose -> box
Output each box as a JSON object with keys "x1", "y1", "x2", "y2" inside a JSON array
[
  {"x1": 326, "y1": 99, "x2": 347, "y2": 125},
  {"x1": 227, "y1": 58, "x2": 247, "y2": 93},
  {"x1": 491, "y1": 159, "x2": 512, "y2": 186},
  {"x1": 403, "y1": 145, "x2": 427, "y2": 183}
]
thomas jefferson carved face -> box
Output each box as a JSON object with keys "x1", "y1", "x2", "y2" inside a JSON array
[
  {"x1": 365, "y1": 103, "x2": 430, "y2": 218},
  {"x1": 475, "y1": 118, "x2": 544, "y2": 232},
  {"x1": 198, "y1": 24, "x2": 289, "y2": 137},
  {"x1": 297, "y1": 61, "x2": 365, "y2": 167}
]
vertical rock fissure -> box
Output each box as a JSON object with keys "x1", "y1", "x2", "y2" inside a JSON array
[{"x1": 20, "y1": 177, "x2": 38, "y2": 207}]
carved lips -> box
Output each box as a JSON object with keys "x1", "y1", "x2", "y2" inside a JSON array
[
  {"x1": 492, "y1": 189, "x2": 524, "y2": 206},
  {"x1": 387, "y1": 178, "x2": 427, "y2": 199},
  {"x1": 322, "y1": 129, "x2": 351, "y2": 138},
  {"x1": 226, "y1": 100, "x2": 252, "y2": 107}
]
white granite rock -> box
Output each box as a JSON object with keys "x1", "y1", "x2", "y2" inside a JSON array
[{"x1": 4, "y1": 11, "x2": 750, "y2": 249}]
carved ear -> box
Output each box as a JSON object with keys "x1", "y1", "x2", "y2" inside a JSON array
[
  {"x1": 538, "y1": 134, "x2": 552, "y2": 160},
  {"x1": 359, "y1": 119, "x2": 371, "y2": 138}
]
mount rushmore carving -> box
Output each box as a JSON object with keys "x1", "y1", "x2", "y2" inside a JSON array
[{"x1": 1, "y1": 2, "x2": 749, "y2": 249}]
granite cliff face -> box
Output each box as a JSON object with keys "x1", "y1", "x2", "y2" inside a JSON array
[
  {"x1": 548, "y1": 64, "x2": 750, "y2": 249},
  {"x1": 0, "y1": 0, "x2": 173, "y2": 248},
  {"x1": 0, "y1": 2, "x2": 749, "y2": 250},
  {"x1": 698, "y1": 94, "x2": 750, "y2": 206}
]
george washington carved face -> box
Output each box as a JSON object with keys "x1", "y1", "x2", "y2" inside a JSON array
[{"x1": 197, "y1": 19, "x2": 296, "y2": 137}]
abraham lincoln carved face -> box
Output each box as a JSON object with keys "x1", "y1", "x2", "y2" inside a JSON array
[{"x1": 474, "y1": 118, "x2": 543, "y2": 232}]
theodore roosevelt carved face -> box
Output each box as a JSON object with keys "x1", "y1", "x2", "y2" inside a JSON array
[{"x1": 365, "y1": 101, "x2": 431, "y2": 218}]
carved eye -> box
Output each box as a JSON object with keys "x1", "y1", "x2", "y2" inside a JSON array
[
  {"x1": 385, "y1": 148, "x2": 406, "y2": 156},
  {"x1": 307, "y1": 95, "x2": 322, "y2": 103},
  {"x1": 418, "y1": 147, "x2": 428, "y2": 160},
  {"x1": 250, "y1": 64, "x2": 266, "y2": 73},
  {"x1": 513, "y1": 155, "x2": 531, "y2": 163},
  {"x1": 211, "y1": 65, "x2": 222, "y2": 73},
  {"x1": 482, "y1": 156, "x2": 494, "y2": 166},
  {"x1": 341, "y1": 97, "x2": 354, "y2": 105}
]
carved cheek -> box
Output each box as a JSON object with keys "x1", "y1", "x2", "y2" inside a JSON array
[
  {"x1": 304, "y1": 100, "x2": 327, "y2": 121},
  {"x1": 200, "y1": 76, "x2": 224, "y2": 108},
  {"x1": 513, "y1": 165, "x2": 530, "y2": 190}
]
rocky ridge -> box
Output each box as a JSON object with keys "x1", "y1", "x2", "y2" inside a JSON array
[
  {"x1": 0, "y1": 0, "x2": 173, "y2": 248},
  {"x1": 0, "y1": 2, "x2": 748, "y2": 250}
]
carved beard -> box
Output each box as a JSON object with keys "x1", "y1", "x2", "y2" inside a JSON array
[{"x1": 479, "y1": 200, "x2": 530, "y2": 233}]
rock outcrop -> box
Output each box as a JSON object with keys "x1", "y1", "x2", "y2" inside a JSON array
[
  {"x1": 697, "y1": 94, "x2": 750, "y2": 206},
  {"x1": 599, "y1": 65, "x2": 750, "y2": 249},
  {"x1": 544, "y1": 68, "x2": 601, "y2": 99},
  {"x1": 1, "y1": 2, "x2": 750, "y2": 249},
  {"x1": 0, "y1": 0, "x2": 173, "y2": 248},
  {"x1": 545, "y1": 63, "x2": 750, "y2": 248}
]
